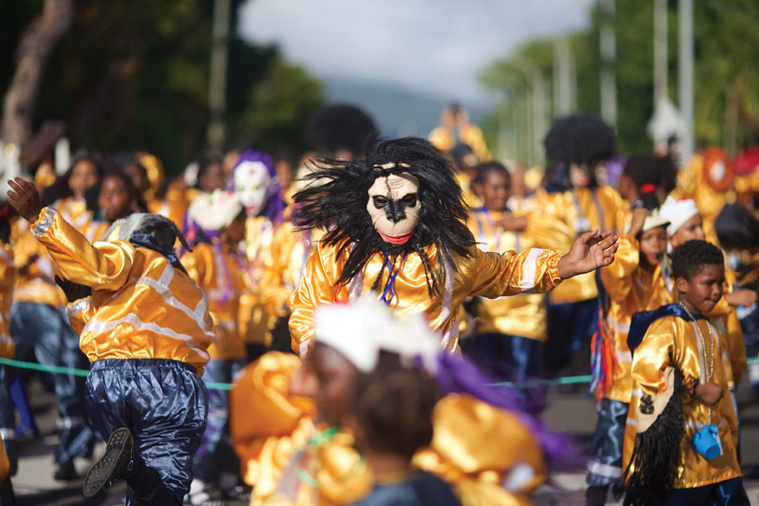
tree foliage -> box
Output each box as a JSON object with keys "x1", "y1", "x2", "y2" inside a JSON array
[
  {"x1": 1, "y1": 0, "x2": 323, "y2": 174},
  {"x1": 479, "y1": 0, "x2": 759, "y2": 163}
]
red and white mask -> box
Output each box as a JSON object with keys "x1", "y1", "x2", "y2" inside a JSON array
[{"x1": 366, "y1": 172, "x2": 421, "y2": 245}]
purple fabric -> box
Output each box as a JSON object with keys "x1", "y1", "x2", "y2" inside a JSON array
[{"x1": 229, "y1": 150, "x2": 285, "y2": 223}]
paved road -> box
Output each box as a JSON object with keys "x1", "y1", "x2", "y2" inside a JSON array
[{"x1": 7, "y1": 377, "x2": 759, "y2": 505}]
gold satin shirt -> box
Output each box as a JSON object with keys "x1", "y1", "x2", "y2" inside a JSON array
[
  {"x1": 0, "y1": 243, "x2": 15, "y2": 359},
  {"x1": 31, "y1": 207, "x2": 215, "y2": 374},
  {"x1": 288, "y1": 240, "x2": 563, "y2": 356},
  {"x1": 181, "y1": 242, "x2": 251, "y2": 360},
  {"x1": 533, "y1": 185, "x2": 627, "y2": 304},
  {"x1": 624, "y1": 315, "x2": 741, "y2": 488},
  {"x1": 599, "y1": 236, "x2": 670, "y2": 403},
  {"x1": 466, "y1": 208, "x2": 573, "y2": 341}
]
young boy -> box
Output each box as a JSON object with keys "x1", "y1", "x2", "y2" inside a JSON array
[
  {"x1": 7, "y1": 177, "x2": 214, "y2": 505},
  {"x1": 623, "y1": 239, "x2": 749, "y2": 506},
  {"x1": 585, "y1": 209, "x2": 670, "y2": 506}
]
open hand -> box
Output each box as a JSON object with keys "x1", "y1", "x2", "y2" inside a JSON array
[
  {"x1": 7, "y1": 177, "x2": 42, "y2": 223},
  {"x1": 557, "y1": 229, "x2": 619, "y2": 279}
]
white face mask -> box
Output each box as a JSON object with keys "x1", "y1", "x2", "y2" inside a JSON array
[
  {"x1": 366, "y1": 173, "x2": 421, "y2": 245},
  {"x1": 233, "y1": 161, "x2": 271, "y2": 216}
]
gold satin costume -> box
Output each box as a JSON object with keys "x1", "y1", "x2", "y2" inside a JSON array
[
  {"x1": 599, "y1": 236, "x2": 670, "y2": 403},
  {"x1": 466, "y1": 208, "x2": 573, "y2": 341},
  {"x1": 258, "y1": 222, "x2": 325, "y2": 326},
  {"x1": 230, "y1": 353, "x2": 538, "y2": 506},
  {"x1": 30, "y1": 207, "x2": 214, "y2": 375},
  {"x1": 181, "y1": 242, "x2": 252, "y2": 361},
  {"x1": 532, "y1": 186, "x2": 627, "y2": 304},
  {"x1": 11, "y1": 218, "x2": 66, "y2": 308},
  {"x1": 288, "y1": 241, "x2": 563, "y2": 356},
  {"x1": 428, "y1": 124, "x2": 491, "y2": 162},
  {"x1": 624, "y1": 316, "x2": 741, "y2": 488},
  {"x1": 241, "y1": 216, "x2": 279, "y2": 346},
  {"x1": 0, "y1": 243, "x2": 15, "y2": 359}
]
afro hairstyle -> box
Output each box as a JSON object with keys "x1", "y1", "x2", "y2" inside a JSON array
[
  {"x1": 306, "y1": 104, "x2": 378, "y2": 159},
  {"x1": 293, "y1": 136, "x2": 476, "y2": 297},
  {"x1": 543, "y1": 113, "x2": 617, "y2": 166}
]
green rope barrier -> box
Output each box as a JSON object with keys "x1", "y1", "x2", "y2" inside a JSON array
[
  {"x1": 1, "y1": 356, "x2": 757, "y2": 392},
  {"x1": 0, "y1": 357, "x2": 232, "y2": 391}
]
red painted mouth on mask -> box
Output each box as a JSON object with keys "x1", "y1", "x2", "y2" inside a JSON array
[{"x1": 380, "y1": 231, "x2": 415, "y2": 244}]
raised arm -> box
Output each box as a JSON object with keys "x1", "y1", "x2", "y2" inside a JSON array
[{"x1": 8, "y1": 177, "x2": 135, "y2": 291}]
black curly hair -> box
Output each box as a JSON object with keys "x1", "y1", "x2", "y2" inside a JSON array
[
  {"x1": 293, "y1": 136, "x2": 476, "y2": 297},
  {"x1": 671, "y1": 239, "x2": 724, "y2": 281}
]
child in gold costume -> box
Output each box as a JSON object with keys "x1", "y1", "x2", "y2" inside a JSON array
[
  {"x1": 622, "y1": 240, "x2": 748, "y2": 505},
  {"x1": 231, "y1": 299, "x2": 570, "y2": 505},
  {"x1": 288, "y1": 137, "x2": 619, "y2": 356}
]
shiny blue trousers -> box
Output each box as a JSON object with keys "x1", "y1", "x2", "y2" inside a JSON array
[
  {"x1": 10, "y1": 302, "x2": 94, "y2": 465},
  {"x1": 85, "y1": 359, "x2": 208, "y2": 505},
  {"x1": 667, "y1": 478, "x2": 749, "y2": 506},
  {"x1": 586, "y1": 398, "x2": 628, "y2": 487}
]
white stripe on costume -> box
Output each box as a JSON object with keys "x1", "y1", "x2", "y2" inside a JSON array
[
  {"x1": 586, "y1": 461, "x2": 623, "y2": 479},
  {"x1": 519, "y1": 249, "x2": 545, "y2": 293},
  {"x1": 82, "y1": 313, "x2": 211, "y2": 363},
  {"x1": 135, "y1": 264, "x2": 214, "y2": 341}
]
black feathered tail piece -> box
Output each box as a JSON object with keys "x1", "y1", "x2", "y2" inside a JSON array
[
  {"x1": 618, "y1": 367, "x2": 685, "y2": 506},
  {"x1": 292, "y1": 136, "x2": 477, "y2": 298}
]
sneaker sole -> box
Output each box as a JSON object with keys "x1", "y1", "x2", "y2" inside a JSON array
[{"x1": 83, "y1": 427, "x2": 133, "y2": 500}]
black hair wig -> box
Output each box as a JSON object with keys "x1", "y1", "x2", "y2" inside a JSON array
[
  {"x1": 671, "y1": 239, "x2": 724, "y2": 281},
  {"x1": 293, "y1": 136, "x2": 476, "y2": 297},
  {"x1": 544, "y1": 113, "x2": 617, "y2": 166}
]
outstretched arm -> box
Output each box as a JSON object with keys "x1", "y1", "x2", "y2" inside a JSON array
[
  {"x1": 557, "y1": 230, "x2": 619, "y2": 279},
  {"x1": 7, "y1": 177, "x2": 135, "y2": 290}
]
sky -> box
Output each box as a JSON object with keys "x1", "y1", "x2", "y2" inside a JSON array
[{"x1": 238, "y1": 0, "x2": 596, "y2": 107}]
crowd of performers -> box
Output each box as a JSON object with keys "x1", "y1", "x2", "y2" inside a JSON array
[{"x1": 0, "y1": 104, "x2": 758, "y2": 506}]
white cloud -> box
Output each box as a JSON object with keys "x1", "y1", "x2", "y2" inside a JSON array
[{"x1": 238, "y1": 0, "x2": 595, "y2": 105}]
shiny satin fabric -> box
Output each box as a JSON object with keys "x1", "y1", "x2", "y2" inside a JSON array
[
  {"x1": 413, "y1": 394, "x2": 544, "y2": 506},
  {"x1": 10, "y1": 218, "x2": 67, "y2": 308},
  {"x1": 33, "y1": 208, "x2": 214, "y2": 374},
  {"x1": 599, "y1": 235, "x2": 670, "y2": 403},
  {"x1": 242, "y1": 215, "x2": 279, "y2": 345},
  {"x1": 533, "y1": 186, "x2": 627, "y2": 304},
  {"x1": 229, "y1": 352, "x2": 371, "y2": 506},
  {"x1": 0, "y1": 243, "x2": 15, "y2": 359},
  {"x1": 466, "y1": 208, "x2": 574, "y2": 341},
  {"x1": 672, "y1": 153, "x2": 734, "y2": 244},
  {"x1": 230, "y1": 353, "x2": 537, "y2": 506},
  {"x1": 259, "y1": 222, "x2": 326, "y2": 323},
  {"x1": 428, "y1": 124, "x2": 491, "y2": 162},
  {"x1": 624, "y1": 315, "x2": 742, "y2": 488},
  {"x1": 455, "y1": 172, "x2": 483, "y2": 209},
  {"x1": 181, "y1": 242, "x2": 251, "y2": 360},
  {"x1": 0, "y1": 437, "x2": 8, "y2": 484},
  {"x1": 288, "y1": 240, "x2": 563, "y2": 355}
]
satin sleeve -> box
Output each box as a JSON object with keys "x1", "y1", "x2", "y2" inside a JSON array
[
  {"x1": 631, "y1": 318, "x2": 678, "y2": 398},
  {"x1": 723, "y1": 310, "x2": 747, "y2": 379},
  {"x1": 600, "y1": 235, "x2": 639, "y2": 303},
  {"x1": 180, "y1": 248, "x2": 208, "y2": 289},
  {"x1": 467, "y1": 247, "x2": 562, "y2": 299},
  {"x1": 31, "y1": 207, "x2": 136, "y2": 291},
  {"x1": 287, "y1": 240, "x2": 341, "y2": 356},
  {"x1": 65, "y1": 296, "x2": 95, "y2": 335}
]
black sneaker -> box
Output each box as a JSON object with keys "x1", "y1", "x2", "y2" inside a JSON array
[{"x1": 83, "y1": 427, "x2": 134, "y2": 500}]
